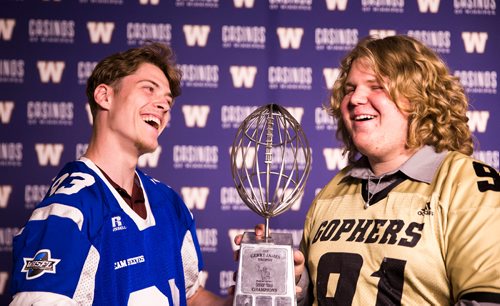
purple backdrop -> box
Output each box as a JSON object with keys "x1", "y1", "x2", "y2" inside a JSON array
[{"x1": 0, "y1": 0, "x2": 499, "y2": 303}]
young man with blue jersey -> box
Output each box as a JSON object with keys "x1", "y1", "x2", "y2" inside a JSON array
[{"x1": 10, "y1": 43, "x2": 232, "y2": 305}]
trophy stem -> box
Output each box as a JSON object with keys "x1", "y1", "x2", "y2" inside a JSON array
[{"x1": 265, "y1": 217, "x2": 270, "y2": 239}]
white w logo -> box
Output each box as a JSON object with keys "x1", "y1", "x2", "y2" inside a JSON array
[
  {"x1": 87, "y1": 22, "x2": 115, "y2": 44},
  {"x1": 466, "y1": 110, "x2": 489, "y2": 133},
  {"x1": 417, "y1": 0, "x2": 440, "y2": 13},
  {"x1": 0, "y1": 185, "x2": 12, "y2": 208},
  {"x1": 35, "y1": 143, "x2": 64, "y2": 166},
  {"x1": 285, "y1": 107, "x2": 304, "y2": 124},
  {"x1": 462, "y1": 32, "x2": 488, "y2": 53},
  {"x1": 230, "y1": 146, "x2": 256, "y2": 169},
  {"x1": 85, "y1": 103, "x2": 93, "y2": 126},
  {"x1": 138, "y1": 0, "x2": 160, "y2": 5},
  {"x1": 0, "y1": 19, "x2": 15, "y2": 41},
  {"x1": 368, "y1": 29, "x2": 396, "y2": 39},
  {"x1": 323, "y1": 148, "x2": 348, "y2": 171},
  {"x1": 182, "y1": 105, "x2": 210, "y2": 128},
  {"x1": 233, "y1": 0, "x2": 255, "y2": 8},
  {"x1": 229, "y1": 66, "x2": 258, "y2": 88},
  {"x1": 0, "y1": 101, "x2": 14, "y2": 124},
  {"x1": 138, "y1": 146, "x2": 162, "y2": 168},
  {"x1": 276, "y1": 27, "x2": 304, "y2": 49},
  {"x1": 323, "y1": 68, "x2": 340, "y2": 89},
  {"x1": 183, "y1": 25, "x2": 210, "y2": 47},
  {"x1": 277, "y1": 188, "x2": 304, "y2": 211},
  {"x1": 325, "y1": 0, "x2": 348, "y2": 10},
  {"x1": 0, "y1": 272, "x2": 8, "y2": 295},
  {"x1": 37, "y1": 61, "x2": 65, "y2": 83},
  {"x1": 181, "y1": 187, "x2": 210, "y2": 210}
]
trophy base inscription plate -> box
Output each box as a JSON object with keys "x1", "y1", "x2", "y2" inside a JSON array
[{"x1": 234, "y1": 232, "x2": 296, "y2": 306}]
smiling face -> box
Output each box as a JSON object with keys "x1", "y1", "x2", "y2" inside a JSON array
[
  {"x1": 106, "y1": 62, "x2": 172, "y2": 155},
  {"x1": 340, "y1": 58, "x2": 413, "y2": 171}
]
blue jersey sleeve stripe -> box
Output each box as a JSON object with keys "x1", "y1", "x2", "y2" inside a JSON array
[{"x1": 28, "y1": 203, "x2": 84, "y2": 231}]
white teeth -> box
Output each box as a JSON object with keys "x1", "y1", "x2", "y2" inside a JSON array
[
  {"x1": 142, "y1": 115, "x2": 161, "y2": 128},
  {"x1": 354, "y1": 115, "x2": 375, "y2": 121}
]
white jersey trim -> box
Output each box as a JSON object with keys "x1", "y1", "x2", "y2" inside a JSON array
[
  {"x1": 181, "y1": 231, "x2": 201, "y2": 298},
  {"x1": 73, "y1": 245, "x2": 100, "y2": 305},
  {"x1": 28, "y1": 203, "x2": 84, "y2": 231},
  {"x1": 79, "y1": 157, "x2": 156, "y2": 231},
  {"x1": 10, "y1": 291, "x2": 77, "y2": 306}
]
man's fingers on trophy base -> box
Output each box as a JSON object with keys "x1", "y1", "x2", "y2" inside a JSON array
[
  {"x1": 254, "y1": 224, "x2": 265, "y2": 236},
  {"x1": 295, "y1": 286, "x2": 303, "y2": 294},
  {"x1": 293, "y1": 250, "x2": 306, "y2": 285},
  {"x1": 293, "y1": 250, "x2": 305, "y2": 265},
  {"x1": 227, "y1": 285, "x2": 235, "y2": 296},
  {"x1": 234, "y1": 233, "x2": 243, "y2": 245}
]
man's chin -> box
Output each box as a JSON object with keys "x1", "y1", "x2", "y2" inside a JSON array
[{"x1": 138, "y1": 144, "x2": 159, "y2": 156}]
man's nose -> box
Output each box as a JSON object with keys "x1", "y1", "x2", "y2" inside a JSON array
[
  {"x1": 153, "y1": 98, "x2": 171, "y2": 112},
  {"x1": 350, "y1": 88, "x2": 367, "y2": 105}
]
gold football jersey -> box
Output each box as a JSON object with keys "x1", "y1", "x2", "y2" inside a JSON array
[{"x1": 301, "y1": 151, "x2": 500, "y2": 305}]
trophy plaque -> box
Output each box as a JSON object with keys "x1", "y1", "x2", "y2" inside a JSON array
[{"x1": 230, "y1": 104, "x2": 311, "y2": 306}]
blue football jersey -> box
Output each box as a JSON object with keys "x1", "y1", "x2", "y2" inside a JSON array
[{"x1": 10, "y1": 158, "x2": 204, "y2": 306}]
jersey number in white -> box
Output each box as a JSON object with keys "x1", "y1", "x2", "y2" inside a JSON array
[
  {"x1": 128, "y1": 281, "x2": 180, "y2": 306},
  {"x1": 49, "y1": 172, "x2": 96, "y2": 196}
]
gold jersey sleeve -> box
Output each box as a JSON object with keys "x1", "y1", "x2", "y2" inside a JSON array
[{"x1": 300, "y1": 151, "x2": 500, "y2": 305}]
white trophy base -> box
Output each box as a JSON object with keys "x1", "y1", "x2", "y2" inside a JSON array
[{"x1": 233, "y1": 232, "x2": 296, "y2": 306}]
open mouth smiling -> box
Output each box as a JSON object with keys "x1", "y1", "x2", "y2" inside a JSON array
[
  {"x1": 354, "y1": 115, "x2": 375, "y2": 121},
  {"x1": 142, "y1": 115, "x2": 161, "y2": 130}
]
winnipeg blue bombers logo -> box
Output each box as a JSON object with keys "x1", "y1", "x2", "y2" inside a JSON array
[{"x1": 21, "y1": 249, "x2": 61, "y2": 280}]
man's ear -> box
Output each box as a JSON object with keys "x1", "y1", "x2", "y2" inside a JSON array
[{"x1": 94, "y1": 84, "x2": 113, "y2": 110}]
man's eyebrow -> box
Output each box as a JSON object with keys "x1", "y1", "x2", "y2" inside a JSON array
[
  {"x1": 138, "y1": 78, "x2": 159, "y2": 87},
  {"x1": 366, "y1": 78, "x2": 380, "y2": 84},
  {"x1": 139, "y1": 79, "x2": 173, "y2": 98},
  {"x1": 344, "y1": 78, "x2": 380, "y2": 86}
]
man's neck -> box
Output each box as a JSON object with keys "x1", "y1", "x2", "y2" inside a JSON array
[{"x1": 84, "y1": 138, "x2": 138, "y2": 194}]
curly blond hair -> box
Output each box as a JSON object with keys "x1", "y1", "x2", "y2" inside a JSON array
[{"x1": 328, "y1": 35, "x2": 473, "y2": 163}]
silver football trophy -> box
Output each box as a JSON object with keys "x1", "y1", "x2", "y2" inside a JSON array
[{"x1": 230, "y1": 104, "x2": 311, "y2": 306}]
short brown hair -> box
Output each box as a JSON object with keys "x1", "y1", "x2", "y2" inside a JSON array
[
  {"x1": 86, "y1": 42, "x2": 182, "y2": 118},
  {"x1": 328, "y1": 35, "x2": 473, "y2": 163}
]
